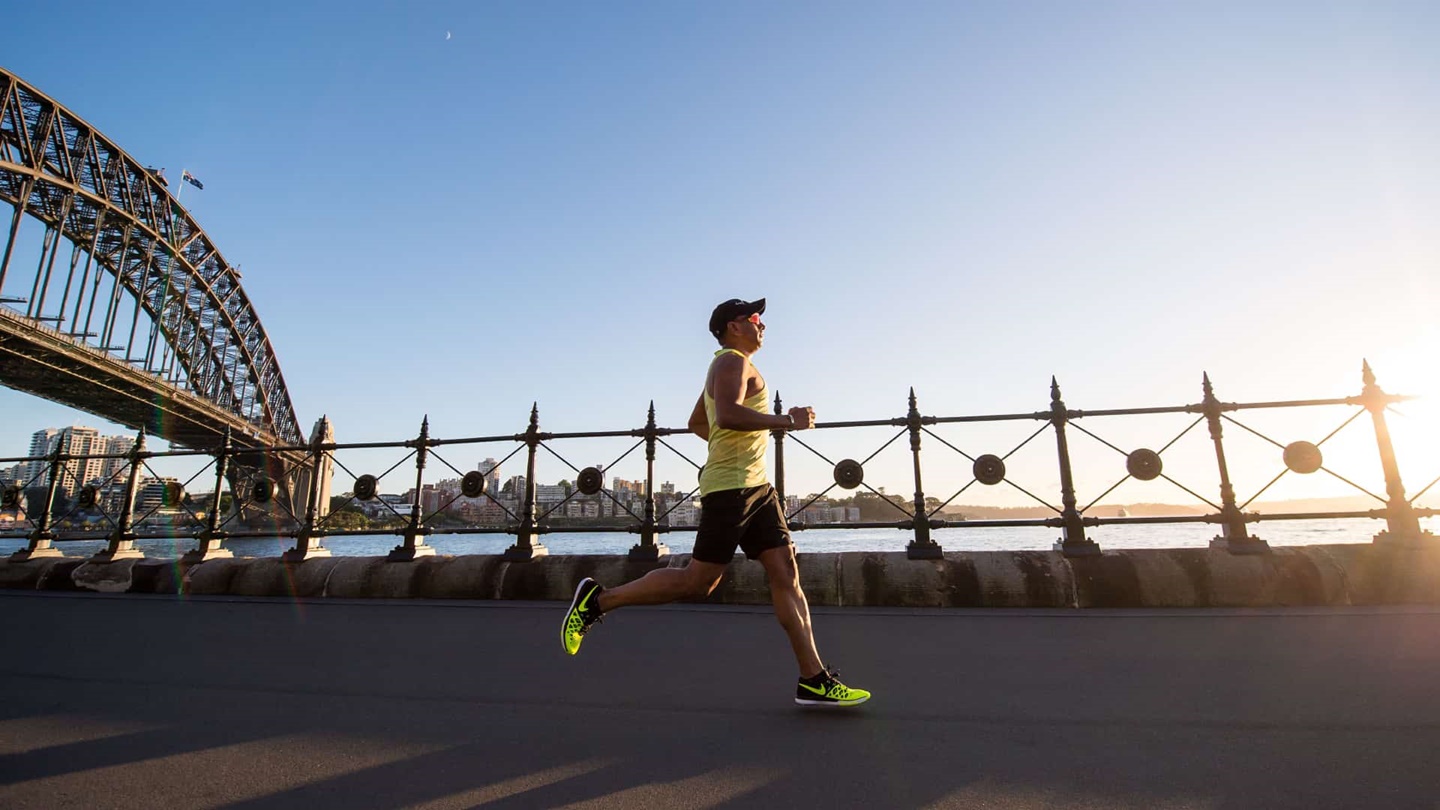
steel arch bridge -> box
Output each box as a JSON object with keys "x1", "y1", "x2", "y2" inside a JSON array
[{"x1": 0, "y1": 67, "x2": 302, "y2": 449}]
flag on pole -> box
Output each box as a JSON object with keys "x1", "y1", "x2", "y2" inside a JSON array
[{"x1": 181, "y1": 170, "x2": 204, "y2": 190}]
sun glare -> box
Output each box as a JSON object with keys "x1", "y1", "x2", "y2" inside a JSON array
[{"x1": 1365, "y1": 333, "x2": 1440, "y2": 506}]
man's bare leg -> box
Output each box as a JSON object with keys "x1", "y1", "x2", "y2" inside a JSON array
[
  {"x1": 758, "y1": 545, "x2": 824, "y2": 679},
  {"x1": 596, "y1": 559, "x2": 728, "y2": 612}
]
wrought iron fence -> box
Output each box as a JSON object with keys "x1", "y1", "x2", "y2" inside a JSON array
[{"x1": 3, "y1": 362, "x2": 1437, "y2": 563}]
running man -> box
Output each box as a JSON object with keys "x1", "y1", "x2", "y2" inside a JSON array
[{"x1": 561, "y1": 297, "x2": 870, "y2": 707}]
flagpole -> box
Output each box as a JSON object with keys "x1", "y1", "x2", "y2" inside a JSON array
[{"x1": 168, "y1": 168, "x2": 203, "y2": 382}]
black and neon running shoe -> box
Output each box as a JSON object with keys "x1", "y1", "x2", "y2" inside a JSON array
[
  {"x1": 795, "y1": 667, "x2": 870, "y2": 707},
  {"x1": 561, "y1": 577, "x2": 604, "y2": 655}
]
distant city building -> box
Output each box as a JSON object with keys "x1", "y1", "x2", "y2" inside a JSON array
[
  {"x1": 102, "y1": 436, "x2": 134, "y2": 483},
  {"x1": 95, "y1": 482, "x2": 130, "y2": 516},
  {"x1": 612, "y1": 478, "x2": 645, "y2": 497},
  {"x1": 55, "y1": 427, "x2": 105, "y2": 500},
  {"x1": 22, "y1": 427, "x2": 141, "y2": 498},
  {"x1": 535, "y1": 484, "x2": 566, "y2": 503},
  {"x1": 353, "y1": 492, "x2": 412, "y2": 520},
  {"x1": 503, "y1": 475, "x2": 526, "y2": 496},
  {"x1": 425, "y1": 484, "x2": 447, "y2": 515},
  {"x1": 667, "y1": 500, "x2": 699, "y2": 527},
  {"x1": 23, "y1": 428, "x2": 59, "y2": 486},
  {"x1": 479, "y1": 459, "x2": 501, "y2": 495},
  {"x1": 134, "y1": 477, "x2": 183, "y2": 515}
]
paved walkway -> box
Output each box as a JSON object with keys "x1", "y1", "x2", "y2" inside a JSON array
[{"x1": 1, "y1": 591, "x2": 1438, "y2": 809}]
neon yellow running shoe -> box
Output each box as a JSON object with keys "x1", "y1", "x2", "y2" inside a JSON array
[
  {"x1": 561, "y1": 577, "x2": 605, "y2": 655},
  {"x1": 795, "y1": 667, "x2": 870, "y2": 707}
]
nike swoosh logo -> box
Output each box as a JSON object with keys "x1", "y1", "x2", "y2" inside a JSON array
[{"x1": 799, "y1": 682, "x2": 828, "y2": 696}]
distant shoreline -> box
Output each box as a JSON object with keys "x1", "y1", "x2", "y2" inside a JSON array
[{"x1": 939, "y1": 495, "x2": 1437, "y2": 520}]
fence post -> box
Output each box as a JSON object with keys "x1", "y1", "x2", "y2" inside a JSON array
[
  {"x1": 1051, "y1": 378, "x2": 1101, "y2": 557},
  {"x1": 505, "y1": 403, "x2": 549, "y2": 561},
  {"x1": 629, "y1": 402, "x2": 670, "y2": 561},
  {"x1": 11, "y1": 444, "x2": 66, "y2": 560},
  {"x1": 906, "y1": 388, "x2": 944, "y2": 560},
  {"x1": 1360, "y1": 361, "x2": 1433, "y2": 547},
  {"x1": 282, "y1": 424, "x2": 334, "y2": 562},
  {"x1": 1201, "y1": 373, "x2": 1268, "y2": 554},
  {"x1": 391, "y1": 416, "x2": 438, "y2": 560},
  {"x1": 772, "y1": 391, "x2": 787, "y2": 509},
  {"x1": 94, "y1": 428, "x2": 146, "y2": 561},
  {"x1": 182, "y1": 427, "x2": 234, "y2": 563}
]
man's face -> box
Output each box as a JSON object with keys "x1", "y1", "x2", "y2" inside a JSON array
[{"x1": 729, "y1": 312, "x2": 764, "y2": 350}]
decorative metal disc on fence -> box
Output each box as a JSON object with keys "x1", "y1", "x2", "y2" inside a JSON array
[
  {"x1": 460, "y1": 471, "x2": 487, "y2": 498},
  {"x1": 2, "y1": 486, "x2": 21, "y2": 509},
  {"x1": 251, "y1": 478, "x2": 277, "y2": 504},
  {"x1": 1283, "y1": 441, "x2": 1324, "y2": 475},
  {"x1": 833, "y1": 459, "x2": 865, "y2": 490},
  {"x1": 353, "y1": 474, "x2": 379, "y2": 501},
  {"x1": 77, "y1": 486, "x2": 99, "y2": 509},
  {"x1": 1126, "y1": 448, "x2": 1164, "y2": 481},
  {"x1": 973, "y1": 454, "x2": 1006, "y2": 486},
  {"x1": 576, "y1": 467, "x2": 604, "y2": 496}
]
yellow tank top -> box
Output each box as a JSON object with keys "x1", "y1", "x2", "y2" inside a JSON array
[{"x1": 699, "y1": 349, "x2": 770, "y2": 496}]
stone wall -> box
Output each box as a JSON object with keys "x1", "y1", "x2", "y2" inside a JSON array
[{"x1": 2, "y1": 545, "x2": 1438, "y2": 607}]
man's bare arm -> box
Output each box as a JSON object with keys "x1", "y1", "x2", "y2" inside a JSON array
[
  {"x1": 688, "y1": 394, "x2": 709, "y2": 440},
  {"x1": 711, "y1": 353, "x2": 806, "y2": 431}
]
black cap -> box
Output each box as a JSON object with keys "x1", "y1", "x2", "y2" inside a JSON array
[{"x1": 709, "y1": 298, "x2": 766, "y2": 339}]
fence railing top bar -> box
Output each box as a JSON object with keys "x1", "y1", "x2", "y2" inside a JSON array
[
  {"x1": 424, "y1": 433, "x2": 533, "y2": 448},
  {"x1": 1237, "y1": 396, "x2": 1396, "y2": 411},
  {"x1": 1073, "y1": 405, "x2": 1198, "y2": 418},
  {"x1": 236, "y1": 434, "x2": 523, "y2": 454},
  {"x1": 816, "y1": 418, "x2": 909, "y2": 429},
  {"x1": 321, "y1": 438, "x2": 427, "y2": 451},
  {"x1": 965, "y1": 392, "x2": 1416, "y2": 422},
  {"x1": 789, "y1": 520, "x2": 918, "y2": 530},
  {"x1": 928, "y1": 412, "x2": 1056, "y2": 425},
  {"x1": 0, "y1": 446, "x2": 217, "y2": 465},
  {"x1": 542, "y1": 427, "x2": 690, "y2": 440},
  {"x1": 230, "y1": 441, "x2": 315, "y2": 454},
  {"x1": 541, "y1": 430, "x2": 636, "y2": 440}
]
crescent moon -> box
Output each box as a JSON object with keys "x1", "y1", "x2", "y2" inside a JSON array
[{"x1": 445, "y1": 31, "x2": 452, "y2": 40}]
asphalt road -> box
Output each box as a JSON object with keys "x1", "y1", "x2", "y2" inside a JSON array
[{"x1": 2, "y1": 591, "x2": 1438, "y2": 809}]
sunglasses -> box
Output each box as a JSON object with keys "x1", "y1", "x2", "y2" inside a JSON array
[{"x1": 741, "y1": 313, "x2": 763, "y2": 326}]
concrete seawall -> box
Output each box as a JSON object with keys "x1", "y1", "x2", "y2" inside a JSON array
[{"x1": 2, "y1": 544, "x2": 1438, "y2": 607}]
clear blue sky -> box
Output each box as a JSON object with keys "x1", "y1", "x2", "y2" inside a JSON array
[{"x1": 3, "y1": 1, "x2": 1439, "y2": 505}]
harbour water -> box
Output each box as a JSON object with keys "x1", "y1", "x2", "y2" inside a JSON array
[{"x1": 3, "y1": 516, "x2": 1436, "y2": 560}]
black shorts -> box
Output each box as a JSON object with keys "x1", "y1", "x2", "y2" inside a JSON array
[{"x1": 692, "y1": 484, "x2": 792, "y2": 564}]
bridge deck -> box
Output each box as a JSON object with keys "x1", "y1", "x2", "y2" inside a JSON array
[
  {"x1": 0, "y1": 306, "x2": 284, "y2": 449},
  {"x1": 2, "y1": 593, "x2": 1438, "y2": 809}
]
